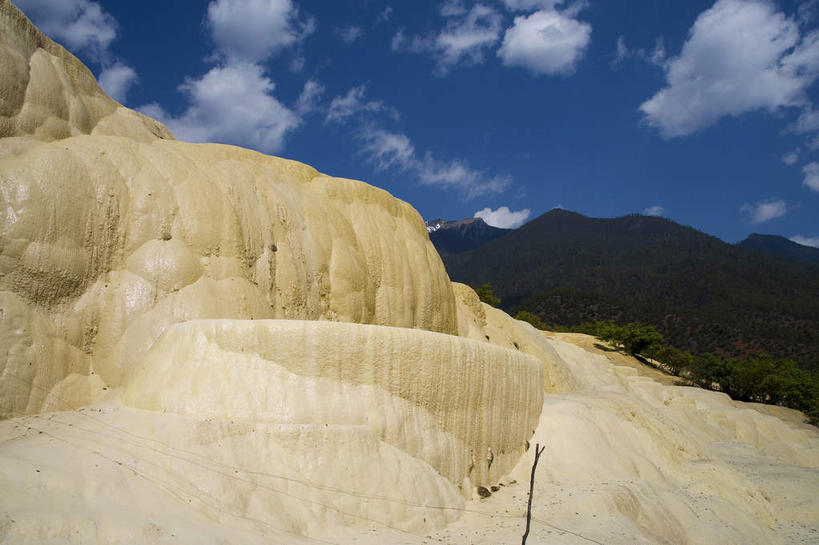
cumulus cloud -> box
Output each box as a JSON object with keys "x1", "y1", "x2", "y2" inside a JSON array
[
  {"x1": 376, "y1": 6, "x2": 393, "y2": 24},
  {"x1": 643, "y1": 205, "x2": 665, "y2": 217},
  {"x1": 357, "y1": 127, "x2": 511, "y2": 199},
  {"x1": 295, "y1": 79, "x2": 324, "y2": 115},
  {"x1": 417, "y1": 155, "x2": 511, "y2": 198},
  {"x1": 501, "y1": 0, "x2": 564, "y2": 10},
  {"x1": 474, "y1": 206, "x2": 531, "y2": 228},
  {"x1": 804, "y1": 162, "x2": 819, "y2": 191},
  {"x1": 336, "y1": 25, "x2": 362, "y2": 43},
  {"x1": 791, "y1": 107, "x2": 819, "y2": 141},
  {"x1": 325, "y1": 86, "x2": 387, "y2": 124},
  {"x1": 641, "y1": 0, "x2": 819, "y2": 138},
  {"x1": 206, "y1": 0, "x2": 314, "y2": 62},
  {"x1": 614, "y1": 36, "x2": 630, "y2": 65},
  {"x1": 138, "y1": 0, "x2": 319, "y2": 153},
  {"x1": 392, "y1": 3, "x2": 502, "y2": 75},
  {"x1": 740, "y1": 198, "x2": 789, "y2": 223},
  {"x1": 497, "y1": 9, "x2": 591, "y2": 75},
  {"x1": 358, "y1": 127, "x2": 416, "y2": 170},
  {"x1": 791, "y1": 234, "x2": 819, "y2": 247},
  {"x1": 97, "y1": 62, "x2": 138, "y2": 103},
  {"x1": 14, "y1": 0, "x2": 118, "y2": 60},
  {"x1": 800, "y1": 0, "x2": 819, "y2": 23},
  {"x1": 143, "y1": 63, "x2": 299, "y2": 153},
  {"x1": 440, "y1": 0, "x2": 468, "y2": 17},
  {"x1": 613, "y1": 35, "x2": 666, "y2": 67},
  {"x1": 781, "y1": 149, "x2": 801, "y2": 165}
]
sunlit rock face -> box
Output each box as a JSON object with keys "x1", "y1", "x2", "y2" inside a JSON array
[
  {"x1": 122, "y1": 320, "x2": 544, "y2": 490},
  {"x1": 0, "y1": 0, "x2": 551, "y2": 528},
  {"x1": 0, "y1": 132, "x2": 461, "y2": 414},
  {"x1": 0, "y1": 1, "x2": 171, "y2": 142},
  {"x1": 0, "y1": 0, "x2": 463, "y2": 416},
  {"x1": 1, "y1": 2, "x2": 818, "y2": 544}
]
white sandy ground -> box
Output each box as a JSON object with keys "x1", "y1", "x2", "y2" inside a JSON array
[{"x1": 1, "y1": 333, "x2": 817, "y2": 545}]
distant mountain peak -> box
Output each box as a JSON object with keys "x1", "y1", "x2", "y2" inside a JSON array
[
  {"x1": 441, "y1": 210, "x2": 819, "y2": 369},
  {"x1": 424, "y1": 217, "x2": 509, "y2": 254},
  {"x1": 425, "y1": 217, "x2": 489, "y2": 233},
  {"x1": 737, "y1": 233, "x2": 819, "y2": 266},
  {"x1": 426, "y1": 218, "x2": 447, "y2": 232}
]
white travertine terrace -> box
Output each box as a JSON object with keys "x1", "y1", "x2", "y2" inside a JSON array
[
  {"x1": 122, "y1": 319, "x2": 544, "y2": 489},
  {"x1": 0, "y1": 1, "x2": 817, "y2": 543}
]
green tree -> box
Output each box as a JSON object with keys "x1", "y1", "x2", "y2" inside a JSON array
[
  {"x1": 619, "y1": 322, "x2": 664, "y2": 355},
  {"x1": 515, "y1": 311, "x2": 547, "y2": 330},
  {"x1": 646, "y1": 345, "x2": 693, "y2": 376},
  {"x1": 475, "y1": 283, "x2": 501, "y2": 307},
  {"x1": 688, "y1": 353, "x2": 734, "y2": 390}
]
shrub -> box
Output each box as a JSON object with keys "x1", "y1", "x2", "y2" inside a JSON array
[
  {"x1": 515, "y1": 311, "x2": 548, "y2": 330},
  {"x1": 475, "y1": 283, "x2": 501, "y2": 307}
]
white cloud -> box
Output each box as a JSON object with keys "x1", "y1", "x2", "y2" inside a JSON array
[
  {"x1": 781, "y1": 149, "x2": 800, "y2": 165},
  {"x1": 325, "y1": 86, "x2": 385, "y2": 124},
  {"x1": 649, "y1": 39, "x2": 667, "y2": 66},
  {"x1": 474, "y1": 206, "x2": 531, "y2": 228},
  {"x1": 14, "y1": 0, "x2": 118, "y2": 60},
  {"x1": 206, "y1": 0, "x2": 313, "y2": 62},
  {"x1": 614, "y1": 36, "x2": 630, "y2": 65},
  {"x1": 440, "y1": 0, "x2": 467, "y2": 17},
  {"x1": 804, "y1": 162, "x2": 819, "y2": 191},
  {"x1": 391, "y1": 30, "x2": 407, "y2": 51},
  {"x1": 792, "y1": 107, "x2": 819, "y2": 134},
  {"x1": 394, "y1": 3, "x2": 502, "y2": 75},
  {"x1": 643, "y1": 205, "x2": 665, "y2": 217},
  {"x1": 613, "y1": 36, "x2": 666, "y2": 67},
  {"x1": 358, "y1": 127, "x2": 416, "y2": 170},
  {"x1": 741, "y1": 198, "x2": 789, "y2": 223},
  {"x1": 497, "y1": 9, "x2": 591, "y2": 76},
  {"x1": 791, "y1": 234, "x2": 819, "y2": 248},
  {"x1": 145, "y1": 63, "x2": 299, "y2": 153},
  {"x1": 137, "y1": 1, "x2": 318, "y2": 153},
  {"x1": 800, "y1": 0, "x2": 819, "y2": 23},
  {"x1": 641, "y1": 0, "x2": 819, "y2": 138},
  {"x1": 376, "y1": 6, "x2": 393, "y2": 24},
  {"x1": 295, "y1": 79, "x2": 324, "y2": 115},
  {"x1": 417, "y1": 155, "x2": 511, "y2": 198},
  {"x1": 501, "y1": 0, "x2": 564, "y2": 11},
  {"x1": 97, "y1": 62, "x2": 137, "y2": 103},
  {"x1": 357, "y1": 127, "x2": 511, "y2": 199},
  {"x1": 337, "y1": 25, "x2": 362, "y2": 43}
]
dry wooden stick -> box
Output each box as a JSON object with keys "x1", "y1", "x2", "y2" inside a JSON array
[{"x1": 522, "y1": 443, "x2": 546, "y2": 545}]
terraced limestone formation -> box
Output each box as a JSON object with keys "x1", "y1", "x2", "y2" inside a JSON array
[{"x1": 0, "y1": 1, "x2": 817, "y2": 544}]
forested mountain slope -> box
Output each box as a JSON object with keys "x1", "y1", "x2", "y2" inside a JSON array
[
  {"x1": 737, "y1": 233, "x2": 819, "y2": 266},
  {"x1": 443, "y1": 209, "x2": 819, "y2": 369}
]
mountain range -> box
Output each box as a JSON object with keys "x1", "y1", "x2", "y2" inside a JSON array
[
  {"x1": 425, "y1": 217, "x2": 509, "y2": 255},
  {"x1": 433, "y1": 209, "x2": 819, "y2": 370},
  {"x1": 737, "y1": 233, "x2": 819, "y2": 266}
]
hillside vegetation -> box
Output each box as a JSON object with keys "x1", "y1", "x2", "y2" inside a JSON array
[{"x1": 443, "y1": 209, "x2": 819, "y2": 371}]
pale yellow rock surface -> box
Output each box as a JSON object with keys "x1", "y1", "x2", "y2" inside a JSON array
[
  {"x1": 0, "y1": 133, "x2": 460, "y2": 414},
  {"x1": 0, "y1": 0, "x2": 172, "y2": 142},
  {"x1": 121, "y1": 319, "x2": 544, "y2": 490},
  {"x1": 1, "y1": 2, "x2": 818, "y2": 544}
]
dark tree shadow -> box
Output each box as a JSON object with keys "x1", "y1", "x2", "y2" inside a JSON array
[{"x1": 593, "y1": 343, "x2": 617, "y2": 352}]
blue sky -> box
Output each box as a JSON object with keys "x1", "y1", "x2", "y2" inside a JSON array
[{"x1": 14, "y1": 0, "x2": 819, "y2": 244}]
